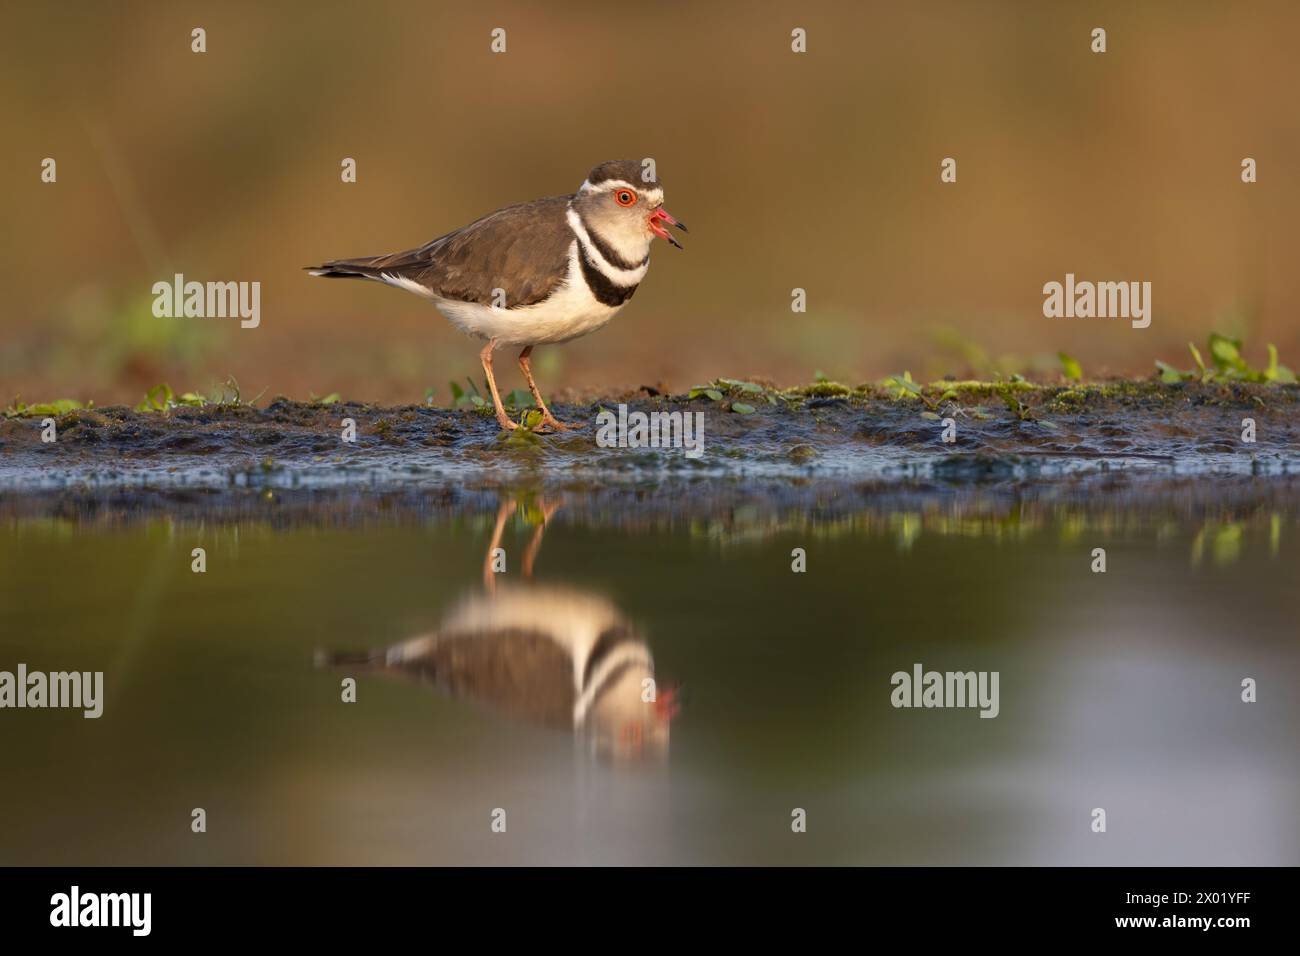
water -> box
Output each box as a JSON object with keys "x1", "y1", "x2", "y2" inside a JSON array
[{"x1": 2, "y1": 484, "x2": 1296, "y2": 865}]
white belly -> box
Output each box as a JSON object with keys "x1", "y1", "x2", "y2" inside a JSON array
[{"x1": 432, "y1": 240, "x2": 637, "y2": 347}]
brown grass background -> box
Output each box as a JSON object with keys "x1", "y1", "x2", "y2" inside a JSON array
[{"x1": 2, "y1": 0, "x2": 1297, "y2": 405}]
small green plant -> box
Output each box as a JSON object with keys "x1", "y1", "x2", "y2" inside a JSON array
[
  {"x1": 134, "y1": 375, "x2": 261, "y2": 412},
  {"x1": 882, "y1": 371, "x2": 921, "y2": 401},
  {"x1": 1058, "y1": 352, "x2": 1083, "y2": 381},
  {"x1": 998, "y1": 385, "x2": 1031, "y2": 421},
  {"x1": 880, "y1": 373, "x2": 960, "y2": 418},
  {"x1": 211, "y1": 375, "x2": 262, "y2": 406},
  {"x1": 136, "y1": 383, "x2": 175, "y2": 411},
  {"x1": 690, "y1": 378, "x2": 774, "y2": 405},
  {"x1": 716, "y1": 378, "x2": 764, "y2": 395},
  {"x1": 449, "y1": 378, "x2": 486, "y2": 408},
  {"x1": 1157, "y1": 334, "x2": 1295, "y2": 385},
  {"x1": 996, "y1": 384, "x2": 1059, "y2": 429},
  {"x1": 449, "y1": 375, "x2": 545, "y2": 421},
  {"x1": 502, "y1": 388, "x2": 534, "y2": 409},
  {"x1": 4, "y1": 396, "x2": 91, "y2": 418},
  {"x1": 780, "y1": 378, "x2": 851, "y2": 400},
  {"x1": 688, "y1": 384, "x2": 724, "y2": 402}
]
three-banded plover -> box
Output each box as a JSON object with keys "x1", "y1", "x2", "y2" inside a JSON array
[{"x1": 307, "y1": 160, "x2": 686, "y2": 432}]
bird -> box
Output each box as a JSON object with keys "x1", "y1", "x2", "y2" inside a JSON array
[
  {"x1": 319, "y1": 585, "x2": 672, "y2": 762},
  {"x1": 316, "y1": 499, "x2": 677, "y2": 762},
  {"x1": 306, "y1": 160, "x2": 687, "y2": 433}
]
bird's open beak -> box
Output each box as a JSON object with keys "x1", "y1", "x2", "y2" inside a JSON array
[
  {"x1": 654, "y1": 684, "x2": 682, "y2": 722},
  {"x1": 649, "y1": 207, "x2": 687, "y2": 249}
]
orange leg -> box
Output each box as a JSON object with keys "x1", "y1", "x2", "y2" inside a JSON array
[
  {"x1": 518, "y1": 346, "x2": 581, "y2": 431},
  {"x1": 520, "y1": 497, "x2": 562, "y2": 577},
  {"x1": 483, "y1": 499, "x2": 517, "y2": 591},
  {"x1": 479, "y1": 340, "x2": 517, "y2": 432}
]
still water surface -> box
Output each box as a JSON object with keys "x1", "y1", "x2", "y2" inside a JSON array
[{"x1": 1, "y1": 491, "x2": 1296, "y2": 865}]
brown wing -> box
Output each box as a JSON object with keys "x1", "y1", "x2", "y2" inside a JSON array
[
  {"x1": 308, "y1": 195, "x2": 575, "y2": 308},
  {"x1": 389, "y1": 627, "x2": 576, "y2": 729}
]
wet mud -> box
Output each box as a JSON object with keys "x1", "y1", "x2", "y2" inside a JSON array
[{"x1": 1, "y1": 381, "x2": 1296, "y2": 524}]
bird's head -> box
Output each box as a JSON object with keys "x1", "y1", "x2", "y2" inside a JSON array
[
  {"x1": 573, "y1": 160, "x2": 687, "y2": 261},
  {"x1": 582, "y1": 660, "x2": 675, "y2": 764}
]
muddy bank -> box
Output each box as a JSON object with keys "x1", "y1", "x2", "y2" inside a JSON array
[{"x1": 1, "y1": 381, "x2": 1296, "y2": 499}]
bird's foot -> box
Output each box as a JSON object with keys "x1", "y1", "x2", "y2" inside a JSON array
[
  {"x1": 536, "y1": 414, "x2": 583, "y2": 433},
  {"x1": 494, "y1": 412, "x2": 518, "y2": 432}
]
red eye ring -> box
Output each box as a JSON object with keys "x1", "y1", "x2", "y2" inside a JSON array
[{"x1": 614, "y1": 189, "x2": 637, "y2": 207}]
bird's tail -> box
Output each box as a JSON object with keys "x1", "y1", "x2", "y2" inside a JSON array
[
  {"x1": 303, "y1": 255, "x2": 391, "y2": 280},
  {"x1": 313, "y1": 647, "x2": 386, "y2": 669}
]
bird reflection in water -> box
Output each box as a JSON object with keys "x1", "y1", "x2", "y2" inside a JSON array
[{"x1": 319, "y1": 498, "x2": 676, "y2": 763}]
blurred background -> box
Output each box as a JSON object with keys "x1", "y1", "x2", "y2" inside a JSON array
[{"x1": 2, "y1": 0, "x2": 1297, "y2": 406}]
